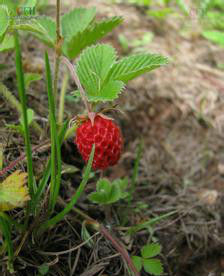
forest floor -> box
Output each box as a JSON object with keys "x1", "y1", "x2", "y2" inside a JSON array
[{"x1": 0, "y1": 1, "x2": 224, "y2": 275}]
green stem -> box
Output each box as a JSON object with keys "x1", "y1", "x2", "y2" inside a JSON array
[
  {"x1": 14, "y1": 32, "x2": 35, "y2": 198},
  {"x1": 0, "y1": 82, "x2": 44, "y2": 137},
  {"x1": 58, "y1": 70, "x2": 69, "y2": 124},
  {"x1": 45, "y1": 52, "x2": 62, "y2": 214},
  {"x1": 53, "y1": 0, "x2": 62, "y2": 102},
  {"x1": 0, "y1": 212, "x2": 25, "y2": 232}
]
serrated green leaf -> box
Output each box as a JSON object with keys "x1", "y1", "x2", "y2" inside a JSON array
[
  {"x1": 13, "y1": 19, "x2": 49, "y2": 36},
  {"x1": 108, "y1": 53, "x2": 168, "y2": 83},
  {"x1": 63, "y1": 16, "x2": 123, "y2": 59},
  {"x1": 31, "y1": 16, "x2": 56, "y2": 47},
  {"x1": 143, "y1": 258, "x2": 163, "y2": 275},
  {"x1": 0, "y1": 5, "x2": 10, "y2": 37},
  {"x1": 202, "y1": 31, "x2": 224, "y2": 47},
  {"x1": 61, "y1": 7, "x2": 96, "y2": 41},
  {"x1": 132, "y1": 256, "x2": 143, "y2": 272},
  {"x1": 0, "y1": 34, "x2": 14, "y2": 52},
  {"x1": 24, "y1": 73, "x2": 42, "y2": 89},
  {"x1": 141, "y1": 243, "x2": 161, "y2": 259},
  {"x1": 77, "y1": 44, "x2": 122, "y2": 102}
]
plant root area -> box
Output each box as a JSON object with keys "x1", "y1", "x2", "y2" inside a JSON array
[{"x1": 0, "y1": 1, "x2": 224, "y2": 275}]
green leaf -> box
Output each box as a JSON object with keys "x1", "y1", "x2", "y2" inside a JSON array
[
  {"x1": 141, "y1": 243, "x2": 161, "y2": 259},
  {"x1": 143, "y1": 258, "x2": 163, "y2": 276},
  {"x1": 20, "y1": 108, "x2": 34, "y2": 127},
  {"x1": 24, "y1": 73, "x2": 42, "y2": 89},
  {"x1": 63, "y1": 16, "x2": 123, "y2": 59},
  {"x1": 31, "y1": 16, "x2": 56, "y2": 47},
  {"x1": 13, "y1": 19, "x2": 49, "y2": 36},
  {"x1": 131, "y1": 256, "x2": 142, "y2": 272},
  {"x1": 89, "y1": 178, "x2": 112, "y2": 204},
  {"x1": 0, "y1": 34, "x2": 14, "y2": 52},
  {"x1": 0, "y1": 5, "x2": 10, "y2": 37},
  {"x1": 89, "y1": 178, "x2": 129, "y2": 204},
  {"x1": 61, "y1": 7, "x2": 96, "y2": 40},
  {"x1": 0, "y1": 170, "x2": 30, "y2": 211},
  {"x1": 38, "y1": 263, "x2": 49, "y2": 275},
  {"x1": 147, "y1": 8, "x2": 173, "y2": 19},
  {"x1": 108, "y1": 53, "x2": 168, "y2": 83},
  {"x1": 77, "y1": 44, "x2": 124, "y2": 102},
  {"x1": 202, "y1": 31, "x2": 224, "y2": 47}
]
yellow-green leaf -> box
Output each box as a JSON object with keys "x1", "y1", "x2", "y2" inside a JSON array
[{"x1": 0, "y1": 170, "x2": 30, "y2": 211}]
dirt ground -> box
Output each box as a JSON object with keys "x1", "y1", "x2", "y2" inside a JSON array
[{"x1": 1, "y1": 0, "x2": 224, "y2": 275}]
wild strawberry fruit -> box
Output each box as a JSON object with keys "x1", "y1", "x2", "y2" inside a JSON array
[{"x1": 75, "y1": 115, "x2": 123, "y2": 170}]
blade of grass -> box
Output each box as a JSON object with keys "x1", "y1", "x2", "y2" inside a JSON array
[
  {"x1": 0, "y1": 217, "x2": 14, "y2": 273},
  {"x1": 38, "y1": 145, "x2": 95, "y2": 234},
  {"x1": 45, "y1": 52, "x2": 62, "y2": 214},
  {"x1": 0, "y1": 212, "x2": 25, "y2": 232},
  {"x1": 128, "y1": 210, "x2": 177, "y2": 235},
  {"x1": 32, "y1": 120, "x2": 68, "y2": 212},
  {"x1": 131, "y1": 141, "x2": 143, "y2": 195},
  {"x1": 14, "y1": 32, "x2": 35, "y2": 199}
]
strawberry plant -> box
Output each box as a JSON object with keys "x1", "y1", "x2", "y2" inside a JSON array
[
  {"x1": 132, "y1": 243, "x2": 164, "y2": 275},
  {"x1": 0, "y1": 0, "x2": 169, "y2": 275}
]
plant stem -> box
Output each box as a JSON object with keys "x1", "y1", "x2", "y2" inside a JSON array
[
  {"x1": 53, "y1": 0, "x2": 62, "y2": 103},
  {"x1": 0, "y1": 82, "x2": 43, "y2": 137},
  {"x1": 58, "y1": 70, "x2": 69, "y2": 124},
  {"x1": 61, "y1": 57, "x2": 91, "y2": 114},
  {"x1": 15, "y1": 32, "x2": 35, "y2": 198}
]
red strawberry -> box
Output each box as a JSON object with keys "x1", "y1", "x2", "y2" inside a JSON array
[{"x1": 75, "y1": 115, "x2": 123, "y2": 170}]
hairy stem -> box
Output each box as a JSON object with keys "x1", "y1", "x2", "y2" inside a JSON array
[
  {"x1": 58, "y1": 70, "x2": 69, "y2": 124},
  {"x1": 0, "y1": 82, "x2": 44, "y2": 137},
  {"x1": 61, "y1": 57, "x2": 91, "y2": 114}
]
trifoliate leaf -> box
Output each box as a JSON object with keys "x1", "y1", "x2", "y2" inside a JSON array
[
  {"x1": 0, "y1": 170, "x2": 30, "y2": 211},
  {"x1": 77, "y1": 44, "x2": 121, "y2": 102},
  {"x1": 88, "y1": 178, "x2": 112, "y2": 204},
  {"x1": 107, "y1": 53, "x2": 168, "y2": 83},
  {"x1": 141, "y1": 243, "x2": 161, "y2": 259},
  {"x1": 0, "y1": 34, "x2": 14, "y2": 52},
  {"x1": 0, "y1": 5, "x2": 10, "y2": 37},
  {"x1": 61, "y1": 7, "x2": 96, "y2": 41},
  {"x1": 143, "y1": 258, "x2": 163, "y2": 276},
  {"x1": 88, "y1": 178, "x2": 129, "y2": 204},
  {"x1": 63, "y1": 16, "x2": 123, "y2": 59},
  {"x1": 131, "y1": 256, "x2": 143, "y2": 272}
]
